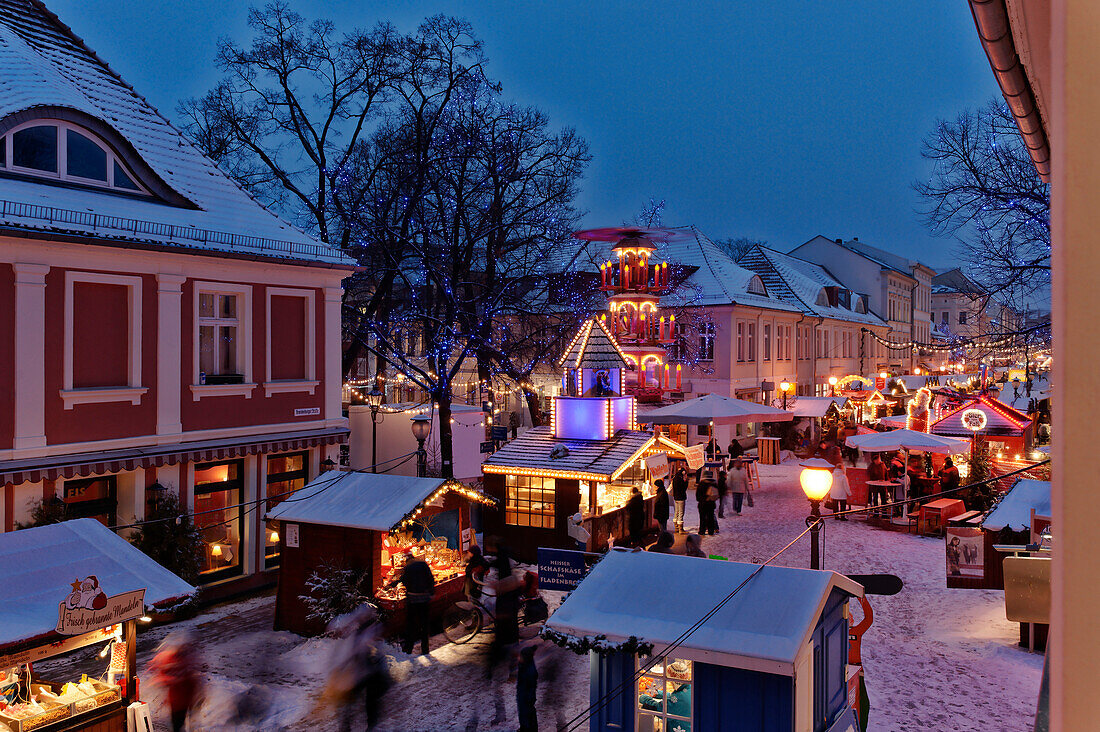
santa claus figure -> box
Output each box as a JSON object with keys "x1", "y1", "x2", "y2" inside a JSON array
[{"x1": 66, "y1": 576, "x2": 108, "y2": 610}]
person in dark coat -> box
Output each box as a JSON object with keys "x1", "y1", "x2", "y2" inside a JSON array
[
  {"x1": 697, "y1": 473, "x2": 718, "y2": 536},
  {"x1": 717, "y1": 469, "x2": 729, "y2": 518},
  {"x1": 727, "y1": 438, "x2": 743, "y2": 461},
  {"x1": 647, "y1": 531, "x2": 675, "y2": 553},
  {"x1": 653, "y1": 479, "x2": 670, "y2": 533},
  {"x1": 516, "y1": 645, "x2": 539, "y2": 732},
  {"x1": 626, "y1": 487, "x2": 646, "y2": 546},
  {"x1": 938, "y1": 457, "x2": 961, "y2": 495},
  {"x1": 384, "y1": 554, "x2": 435, "y2": 655},
  {"x1": 463, "y1": 545, "x2": 490, "y2": 600},
  {"x1": 671, "y1": 468, "x2": 688, "y2": 533},
  {"x1": 486, "y1": 548, "x2": 520, "y2": 677}
]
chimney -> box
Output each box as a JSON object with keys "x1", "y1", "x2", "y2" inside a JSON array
[
  {"x1": 853, "y1": 236, "x2": 859, "y2": 241},
  {"x1": 834, "y1": 238, "x2": 842, "y2": 243}
]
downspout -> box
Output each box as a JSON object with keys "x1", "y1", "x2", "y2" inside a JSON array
[
  {"x1": 795, "y1": 312, "x2": 808, "y2": 394},
  {"x1": 811, "y1": 316, "x2": 824, "y2": 395}
]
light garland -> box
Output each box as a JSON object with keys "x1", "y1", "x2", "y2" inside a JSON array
[
  {"x1": 482, "y1": 464, "x2": 611, "y2": 482},
  {"x1": 391, "y1": 480, "x2": 498, "y2": 533}
]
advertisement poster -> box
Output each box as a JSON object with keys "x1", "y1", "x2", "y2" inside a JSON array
[
  {"x1": 644, "y1": 452, "x2": 670, "y2": 481},
  {"x1": 684, "y1": 444, "x2": 706, "y2": 470},
  {"x1": 56, "y1": 579, "x2": 145, "y2": 636},
  {"x1": 945, "y1": 527, "x2": 984, "y2": 579}
]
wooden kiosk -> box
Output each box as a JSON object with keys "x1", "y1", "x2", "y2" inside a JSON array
[
  {"x1": 0, "y1": 519, "x2": 195, "y2": 732},
  {"x1": 268, "y1": 472, "x2": 496, "y2": 636}
]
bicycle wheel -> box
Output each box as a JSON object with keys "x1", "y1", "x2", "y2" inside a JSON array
[{"x1": 443, "y1": 602, "x2": 482, "y2": 644}]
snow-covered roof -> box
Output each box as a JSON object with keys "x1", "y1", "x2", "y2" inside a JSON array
[
  {"x1": 0, "y1": 518, "x2": 195, "y2": 650},
  {"x1": 738, "y1": 245, "x2": 888, "y2": 328},
  {"x1": 834, "y1": 238, "x2": 921, "y2": 279},
  {"x1": 266, "y1": 472, "x2": 461, "y2": 532},
  {"x1": 0, "y1": 1, "x2": 352, "y2": 267},
  {"x1": 931, "y1": 395, "x2": 1033, "y2": 437},
  {"x1": 558, "y1": 318, "x2": 630, "y2": 371},
  {"x1": 982, "y1": 479, "x2": 1051, "y2": 532},
  {"x1": 545, "y1": 550, "x2": 862, "y2": 674},
  {"x1": 482, "y1": 427, "x2": 658, "y2": 481},
  {"x1": 787, "y1": 396, "x2": 847, "y2": 418}
]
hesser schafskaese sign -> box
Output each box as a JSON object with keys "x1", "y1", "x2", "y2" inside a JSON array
[{"x1": 56, "y1": 576, "x2": 146, "y2": 635}]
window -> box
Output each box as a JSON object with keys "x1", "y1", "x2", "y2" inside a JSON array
[
  {"x1": 505, "y1": 475, "x2": 555, "y2": 528},
  {"x1": 747, "y1": 276, "x2": 766, "y2": 295},
  {"x1": 194, "y1": 460, "x2": 245, "y2": 580},
  {"x1": 746, "y1": 323, "x2": 755, "y2": 361},
  {"x1": 266, "y1": 288, "x2": 317, "y2": 394},
  {"x1": 1, "y1": 120, "x2": 148, "y2": 194},
  {"x1": 637, "y1": 655, "x2": 693, "y2": 732},
  {"x1": 762, "y1": 324, "x2": 771, "y2": 361},
  {"x1": 194, "y1": 284, "x2": 252, "y2": 389},
  {"x1": 698, "y1": 323, "x2": 715, "y2": 362},
  {"x1": 823, "y1": 329, "x2": 829, "y2": 357},
  {"x1": 736, "y1": 322, "x2": 744, "y2": 362},
  {"x1": 941, "y1": 312, "x2": 947, "y2": 324},
  {"x1": 959, "y1": 312, "x2": 967, "y2": 325},
  {"x1": 265, "y1": 452, "x2": 309, "y2": 567},
  {"x1": 199, "y1": 293, "x2": 240, "y2": 379},
  {"x1": 63, "y1": 477, "x2": 117, "y2": 529}
]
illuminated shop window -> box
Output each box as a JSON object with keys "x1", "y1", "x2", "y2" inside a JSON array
[
  {"x1": 637, "y1": 655, "x2": 694, "y2": 732},
  {"x1": 264, "y1": 452, "x2": 309, "y2": 567},
  {"x1": 504, "y1": 474, "x2": 555, "y2": 528},
  {"x1": 194, "y1": 460, "x2": 244, "y2": 581}
]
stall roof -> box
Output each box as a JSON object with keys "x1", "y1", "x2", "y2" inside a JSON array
[
  {"x1": 982, "y1": 479, "x2": 1052, "y2": 532},
  {"x1": 0, "y1": 519, "x2": 196, "y2": 650},
  {"x1": 482, "y1": 428, "x2": 678, "y2": 482},
  {"x1": 545, "y1": 550, "x2": 862, "y2": 675},
  {"x1": 558, "y1": 318, "x2": 631, "y2": 371},
  {"x1": 640, "y1": 393, "x2": 793, "y2": 426},
  {"x1": 266, "y1": 472, "x2": 473, "y2": 532},
  {"x1": 787, "y1": 397, "x2": 847, "y2": 418},
  {"x1": 932, "y1": 395, "x2": 1033, "y2": 437}
]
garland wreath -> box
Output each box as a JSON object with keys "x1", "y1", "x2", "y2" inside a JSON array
[{"x1": 541, "y1": 627, "x2": 654, "y2": 657}]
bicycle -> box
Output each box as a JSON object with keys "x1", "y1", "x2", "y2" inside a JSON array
[{"x1": 443, "y1": 574, "x2": 546, "y2": 644}]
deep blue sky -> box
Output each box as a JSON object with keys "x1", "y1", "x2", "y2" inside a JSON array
[{"x1": 48, "y1": 0, "x2": 999, "y2": 269}]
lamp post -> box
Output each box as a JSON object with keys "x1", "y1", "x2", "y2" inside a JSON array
[
  {"x1": 800, "y1": 459, "x2": 834, "y2": 570},
  {"x1": 1012, "y1": 376, "x2": 1021, "y2": 401},
  {"x1": 828, "y1": 375, "x2": 838, "y2": 397},
  {"x1": 411, "y1": 415, "x2": 432, "y2": 478},
  {"x1": 779, "y1": 380, "x2": 792, "y2": 410},
  {"x1": 320, "y1": 457, "x2": 336, "y2": 473},
  {"x1": 367, "y1": 389, "x2": 384, "y2": 472}
]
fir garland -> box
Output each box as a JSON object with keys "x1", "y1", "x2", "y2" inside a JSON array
[{"x1": 541, "y1": 627, "x2": 653, "y2": 657}]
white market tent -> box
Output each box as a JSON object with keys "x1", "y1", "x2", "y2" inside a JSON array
[
  {"x1": 983, "y1": 479, "x2": 1052, "y2": 532},
  {"x1": 786, "y1": 396, "x2": 847, "y2": 418},
  {"x1": 544, "y1": 549, "x2": 862, "y2": 675},
  {"x1": 878, "y1": 414, "x2": 908, "y2": 429},
  {"x1": 0, "y1": 519, "x2": 196, "y2": 649},
  {"x1": 844, "y1": 429, "x2": 970, "y2": 455},
  {"x1": 639, "y1": 393, "x2": 793, "y2": 426}
]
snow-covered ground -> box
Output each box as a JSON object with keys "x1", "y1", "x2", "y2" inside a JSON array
[{"x1": 65, "y1": 458, "x2": 1040, "y2": 731}]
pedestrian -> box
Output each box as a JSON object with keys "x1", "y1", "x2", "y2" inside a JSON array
[
  {"x1": 891, "y1": 463, "x2": 910, "y2": 517},
  {"x1": 685, "y1": 533, "x2": 706, "y2": 558},
  {"x1": 653, "y1": 479, "x2": 670, "y2": 533},
  {"x1": 671, "y1": 467, "x2": 688, "y2": 533},
  {"x1": 516, "y1": 644, "x2": 539, "y2": 732},
  {"x1": 697, "y1": 473, "x2": 718, "y2": 536},
  {"x1": 727, "y1": 458, "x2": 749, "y2": 515},
  {"x1": 716, "y1": 469, "x2": 728, "y2": 518},
  {"x1": 463, "y1": 545, "x2": 490, "y2": 600},
  {"x1": 867, "y1": 453, "x2": 888, "y2": 510},
  {"x1": 147, "y1": 630, "x2": 201, "y2": 732},
  {"x1": 647, "y1": 530, "x2": 675, "y2": 553},
  {"x1": 727, "y1": 437, "x2": 743, "y2": 461},
  {"x1": 326, "y1": 605, "x2": 392, "y2": 732},
  {"x1": 567, "y1": 512, "x2": 590, "y2": 552},
  {"x1": 938, "y1": 457, "x2": 961, "y2": 496},
  {"x1": 384, "y1": 552, "x2": 435, "y2": 655},
  {"x1": 487, "y1": 547, "x2": 521, "y2": 678},
  {"x1": 830, "y1": 464, "x2": 851, "y2": 520},
  {"x1": 626, "y1": 486, "x2": 645, "y2": 547}
]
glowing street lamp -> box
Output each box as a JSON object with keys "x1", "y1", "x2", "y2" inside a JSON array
[
  {"x1": 800, "y1": 458, "x2": 834, "y2": 570},
  {"x1": 411, "y1": 415, "x2": 432, "y2": 477},
  {"x1": 780, "y1": 380, "x2": 792, "y2": 409},
  {"x1": 828, "y1": 375, "x2": 838, "y2": 397}
]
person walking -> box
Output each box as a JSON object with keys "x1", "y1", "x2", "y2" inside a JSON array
[
  {"x1": 626, "y1": 486, "x2": 646, "y2": 547},
  {"x1": 384, "y1": 553, "x2": 435, "y2": 655},
  {"x1": 830, "y1": 464, "x2": 851, "y2": 520},
  {"x1": 697, "y1": 473, "x2": 718, "y2": 536},
  {"x1": 463, "y1": 545, "x2": 490, "y2": 600},
  {"x1": 148, "y1": 631, "x2": 201, "y2": 732},
  {"x1": 326, "y1": 605, "x2": 392, "y2": 732},
  {"x1": 671, "y1": 467, "x2": 688, "y2": 533},
  {"x1": 727, "y1": 458, "x2": 749, "y2": 515},
  {"x1": 516, "y1": 645, "x2": 539, "y2": 732},
  {"x1": 653, "y1": 479, "x2": 670, "y2": 533},
  {"x1": 486, "y1": 548, "x2": 521, "y2": 678},
  {"x1": 716, "y1": 469, "x2": 728, "y2": 519}
]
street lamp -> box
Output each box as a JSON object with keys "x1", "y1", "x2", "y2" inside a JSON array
[
  {"x1": 800, "y1": 458, "x2": 834, "y2": 570},
  {"x1": 779, "y1": 380, "x2": 792, "y2": 409},
  {"x1": 411, "y1": 415, "x2": 432, "y2": 477},
  {"x1": 828, "y1": 375, "x2": 838, "y2": 397},
  {"x1": 367, "y1": 389, "x2": 384, "y2": 473}
]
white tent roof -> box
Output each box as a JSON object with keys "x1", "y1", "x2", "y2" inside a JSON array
[
  {"x1": 640, "y1": 394, "x2": 794, "y2": 426},
  {"x1": 544, "y1": 550, "x2": 862, "y2": 675},
  {"x1": 878, "y1": 414, "x2": 908, "y2": 428},
  {"x1": 266, "y1": 471, "x2": 452, "y2": 532},
  {"x1": 787, "y1": 397, "x2": 847, "y2": 418},
  {"x1": 0, "y1": 519, "x2": 195, "y2": 649},
  {"x1": 844, "y1": 429, "x2": 970, "y2": 454},
  {"x1": 982, "y1": 479, "x2": 1052, "y2": 532}
]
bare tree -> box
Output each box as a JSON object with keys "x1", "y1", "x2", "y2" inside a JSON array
[{"x1": 715, "y1": 236, "x2": 766, "y2": 263}]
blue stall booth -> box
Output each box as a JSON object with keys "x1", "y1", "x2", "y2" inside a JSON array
[{"x1": 544, "y1": 549, "x2": 864, "y2": 732}]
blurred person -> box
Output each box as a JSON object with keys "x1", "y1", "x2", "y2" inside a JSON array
[
  {"x1": 384, "y1": 552, "x2": 435, "y2": 655},
  {"x1": 463, "y1": 545, "x2": 490, "y2": 600},
  {"x1": 326, "y1": 605, "x2": 392, "y2": 731},
  {"x1": 717, "y1": 469, "x2": 729, "y2": 518},
  {"x1": 938, "y1": 457, "x2": 961, "y2": 495},
  {"x1": 830, "y1": 464, "x2": 851, "y2": 520},
  {"x1": 653, "y1": 479, "x2": 670, "y2": 533},
  {"x1": 696, "y1": 472, "x2": 718, "y2": 536},
  {"x1": 516, "y1": 644, "x2": 539, "y2": 732},
  {"x1": 727, "y1": 458, "x2": 749, "y2": 515},
  {"x1": 647, "y1": 531, "x2": 675, "y2": 553},
  {"x1": 685, "y1": 533, "x2": 706, "y2": 558},
  {"x1": 147, "y1": 630, "x2": 201, "y2": 732},
  {"x1": 626, "y1": 486, "x2": 645, "y2": 546}
]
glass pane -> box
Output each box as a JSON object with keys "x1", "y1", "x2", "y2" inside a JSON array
[
  {"x1": 667, "y1": 659, "x2": 692, "y2": 681},
  {"x1": 113, "y1": 160, "x2": 139, "y2": 190},
  {"x1": 219, "y1": 294, "x2": 237, "y2": 319},
  {"x1": 638, "y1": 676, "x2": 663, "y2": 712},
  {"x1": 266, "y1": 477, "x2": 304, "y2": 510},
  {"x1": 265, "y1": 519, "x2": 281, "y2": 559},
  {"x1": 0, "y1": 137, "x2": 5, "y2": 167},
  {"x1": 64, "y1": 478, "x2": 111, "y2": 503},
  {"x1": 66, "y1": 129, "x2": 107, "y2": 181},
  {"x1": 267, "y1": 453, "x2": 305, "y2": 475},
  {"x1": 219, "y1": 326, "x2": 237, "y2": 373},
  {"x1": 637, "y1": 713, "x2": 664, "y2": 732},
  {"x1": 194, "y1": 486, "x2": 240, "y2": 574},
  {"x1": 664, "y1": 681, "x2": 691, "y2": 718},
  {"x1": 195, "y1": 461, "x2": 239, "y2": 486},
  {"x1": 666, "y1": 720, "x2": 690, "y2": 732},
  {"x1": 199, "y1": 325, "x2": 215, "y2": 375},
  {"x1": 199, "y1": 293, "x2": 215, "y2": 318},
  {"x1": 13, "y1": 125, "x2": 57, "y2": 172}
]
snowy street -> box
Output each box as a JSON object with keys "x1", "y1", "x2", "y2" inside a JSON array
[{"x1": 62, "y1": 458, "x2": 1038, "y2": 731}]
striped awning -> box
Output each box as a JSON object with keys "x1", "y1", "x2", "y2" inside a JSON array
[{"x1": 0, "y1": 427, "x2": 349, "y2": 486}]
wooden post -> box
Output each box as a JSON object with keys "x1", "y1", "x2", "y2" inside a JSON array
[{"x1": 125, "y1": 619, "x2": 137, "y2": 701}]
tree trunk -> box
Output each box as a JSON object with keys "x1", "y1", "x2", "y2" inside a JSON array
[
  {"x1": 435, "y1": 389, "x2": 455, "y2": 479},
  {"x1": 525, "y1": 390, "x2": 543, "y2": 427}
]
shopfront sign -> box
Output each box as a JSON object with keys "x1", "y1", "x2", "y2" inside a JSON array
[
  {"x1": 537, "y1": 547, "x2": 594, "y2": 591},
  {"x1": 56, "y1": 578, "x2": 145, "y2": 636},
  {"x1": 0, "y1": 625, "x2": 119, "y2": 668},
  {"x1": 644, "y1": 452, "x2": 669, "y2": 480},
  {"x1": 684, "y1": 444, "x2": 706, "y2": 470}
]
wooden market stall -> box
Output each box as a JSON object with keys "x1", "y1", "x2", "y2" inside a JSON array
[
  {"x1": 0, "y1": 519, "x2": 195, "y2": 732},
  {"x1": 268, "y1": 472, "x2": 496, "y2": 637},
  {"x1": 544, "y1": 549, "x2": 864, "y2": 732},
  {"x1": 931, "y1": 394, "x2": 1035, "y2": 457}
]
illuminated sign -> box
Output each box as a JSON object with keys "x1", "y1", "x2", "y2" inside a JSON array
[{"x1": 961, "y1": 409, "x2": 987, "y2": 432}]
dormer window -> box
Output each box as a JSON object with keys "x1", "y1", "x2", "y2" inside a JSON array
[
  {"x1": 0, "y1": 120, "x2": 148, "y2": 195},
  {"x1": 747, "y1": 276, "x2": 767, "y2": 295},
  {"x1": 816, "y1": 288, "x2": 829, "y2": 307}
]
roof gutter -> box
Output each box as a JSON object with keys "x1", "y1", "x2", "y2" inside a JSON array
[{"x1": 968, "y1": 0, "x2": 1051, "y2": 181}]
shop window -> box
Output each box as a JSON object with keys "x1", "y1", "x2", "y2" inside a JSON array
[
  {"x1": 63, "y1": 476, "x2": 117, "y2": 528},
  {"x1": 264, "y1": 451, "x2": 309, "y2": 567},
  {"x1": 637, "y1": 655, "x2": 694, "y2": 732},
  {"x1": 194, "y1": 460, "x2": 244, "y2": 581},
  {"x1": 199, "y1": 292, "x2": 242, "y2": 382},
  {"x1": 504, "y1": 475, "x2": 555, "y2": 528}
]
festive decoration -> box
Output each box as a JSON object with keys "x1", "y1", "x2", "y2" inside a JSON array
[
  {"x1": 540, "y1": 626, "x2": 654, "y2": 657},
  {"x1": 391, "y1": 481, "x2": 497, "y2": 533},
  {"x1": 906, "y1": 387, "x2": 934, "y2": 432},
  {"x1": 962, "y1": 409, "x2": 988, "y2": 432}
]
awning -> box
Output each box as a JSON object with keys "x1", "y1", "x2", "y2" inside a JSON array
[{"x1": 0, "y1": 427, "x2": 348, "y2": 486}]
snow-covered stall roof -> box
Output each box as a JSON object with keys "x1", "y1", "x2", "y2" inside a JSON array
[
  {"x1": 266, "y1": 472, "x2": 487, "y2": 532},
  {"x1": 0, "y1": 519, "x2": 195, "y2": 650},
  {"x1": 545, "y1": 550, "x2": 862, "y2": 674},
  {"x1": 0, "y1": 1, "x2": 353, "y2": 268},
  {"x1": 932, "y1": 395, "x2": 1033, "y2": 437},
  {"x1": 982, "y1": 479, "x2": 1051, "y2": 532},
  {"x1": 482, "y1": 428, "x2": 671, "y2": 482},
  {"x1": 787, "y1": 396, "x2": 847, "y2": 418}
]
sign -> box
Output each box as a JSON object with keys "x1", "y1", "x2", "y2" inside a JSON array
[
  {"x1": 461, "y1": 527, "x2": 473, "y2": 550},
  {"x1": 294, "y1": 407, "x2": 321, "y2": 416},
  {"x1": 490, "y1": 425, "x2": 508, "y2": 441},
  {"x1": 537, "y1": 547, "x2": 594, "y2": 591},
  {"x1": 0, "y1": 625, "x2": 119, "y2": 668},
  {"x1": 945, "y1": 527, "x2": 984, "y2": 579},
  {"x1": 286, "y1": 523, "x2": 300, "y2": 548},
  {"x1": 57, "y1": 579, "x2": 145, "y2": 636},
  {"x1": 874, "y1": 377, "x2": 886, "y2": 390},
  {"x1": 684, "y1": 444, "x2": 706, "y2": 470},
  {"x1": 480, "y1": 441, "x2": 495, "y2": 454},
  {"x1": 644, "y1": 452, "x2": 669, "y2": 481},
  {"x1": 961, "y1": 408, "x2": 987, "y2": 432}
]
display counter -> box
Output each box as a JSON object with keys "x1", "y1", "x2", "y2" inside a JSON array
[
  {"x1": 375, "y1": 534, "x2": 469, "y2": 633},
  {"x1": 581, "y1": 495, "x2": 655, "y2": 551}
]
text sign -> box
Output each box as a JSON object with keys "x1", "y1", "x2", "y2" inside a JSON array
[
  {"x1": 57, "y1": 585, "x2": 145, "y2": 636},
  {"x1": 490, "y1": 425, "x2": 508, "y2": 441},
  {"x1": 480, "y1": 441, "x2": 495, "y2": 454},
  {"x1": 294, "y1": 407, "x2": 321, "y2": 416},
  {"x1": 645, "y1": 452, "x2": 669, "y2": 481},
  {"x1": 0, "y1": 625, "x2": 119, "y2": 668},
  {"x1": 286, "y1": 523, "x2": 300, "y2": 548},
  {"x1": 537, "y1": 547, "x2": 593, "y2": 591},
  {"x1": 684, "y1": 444, "x2": 706, "y2": 470}
]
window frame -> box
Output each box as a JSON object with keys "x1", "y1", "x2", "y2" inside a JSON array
[
  {"x1": 62, "y1": 476, "x2": 118, "y2": 529},
  {"x1": 264, "y1": 451, "x2": 310, "y2": 568},
  {"x1": 698, "y1": 322, "x2": 716, "y2": 362},
  {"x1": 762, "y1": 323, "x2": 771, "y2": 361},
  {"x1": 746, "y1": 323, "x2": 756, "y2": 362},
  {"x1": 193, "y1": 459, "x2": 246, "y2": 582},
  {"x1": 636, "y1": 654, "x2": 694, "y2": 732},
  {"x1": 1, "y1": 119, "x2": 150, "y2": 195},
  {"x1": 264, "y1": 287, "x2": 318, "y2": 396},
  {"x1": 191, "y1": 282, "x2": 254, "y2": 399},
  {"x1": 504, "y1": 474, "x2": 556, "y2": 529}
]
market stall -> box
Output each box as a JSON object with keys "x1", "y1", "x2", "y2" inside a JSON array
[
  {"x1": 267, "y1": 472, "x2": 496, "y2": 636},
  {"x1": 0, "y1": 519, "x2": 195, "y2": 732},
  {"x1": 544, "y1": 549, "x2": 864, "y2": 732}
]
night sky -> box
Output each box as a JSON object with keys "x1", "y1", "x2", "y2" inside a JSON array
[{"x1": 47, "y1": 1, "x2": 999, "y2": 269}]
